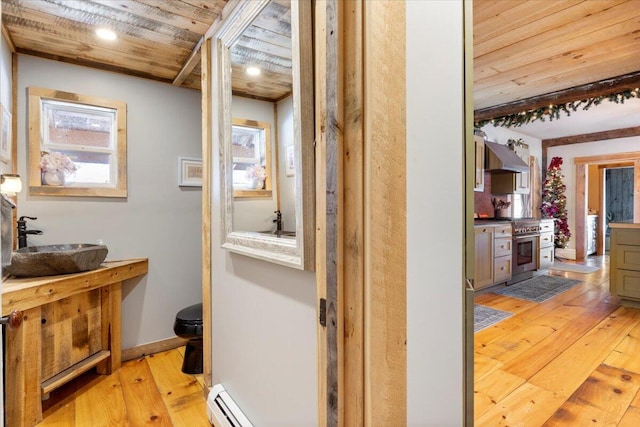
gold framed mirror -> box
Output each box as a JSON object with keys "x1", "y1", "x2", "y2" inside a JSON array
[{"x1": 214, "y1": 0, "x2": 314, "y2": 271}]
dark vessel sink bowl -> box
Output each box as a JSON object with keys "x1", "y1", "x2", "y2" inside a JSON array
[{"x1": 6, "y1": 244, "x2": 109, "y2": 277}]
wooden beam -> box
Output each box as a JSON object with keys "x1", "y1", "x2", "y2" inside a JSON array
[
  {"x1": 173, "y1": 0, "x2": 240, "y2": 88},
  {"x1": 575, "y1": 164, "x2": 586, "y2": 260},
  {"x1": 323, "y1": 0, "x2": 340, "y2": 424},
  {"x1": 364, "y1": 1, "x2": 407, "y2": 425},
  {"x1": 201, "y1": 37, "x2": 213, "y2": 390},
  {"x1": 541, "y1": 127, "x2": 640, "y2": 172},
  {"x1": 545, "y1": 126, "x2": 640, "y2": 148},
  {"x1": 2, "y1": 24, "x2": 16, "y2": 52},
  {"x1": 173, "y1": 37, "x2": 204, "y2": 87},
  {"x1": 475, "y1": 71, "x2": 640, "y2": 122},
  {"x1": 343, "y1": 0, "x2": 365, "y2": 425}
]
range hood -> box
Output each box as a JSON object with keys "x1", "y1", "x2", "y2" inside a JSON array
[{"x1": 484, "y1": 140, "x2": 529, "y2": 173}]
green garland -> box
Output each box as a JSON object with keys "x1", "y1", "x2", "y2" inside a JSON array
[{"x1": 475, "y1": 88, "x2": 640, "y2": 128}]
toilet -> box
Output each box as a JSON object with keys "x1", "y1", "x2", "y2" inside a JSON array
[{"x1": 173, "y1": 303, "x2": 203, "y2": 374}]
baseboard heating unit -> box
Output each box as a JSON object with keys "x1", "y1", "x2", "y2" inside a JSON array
[{"x1": 207, "y1": 384, "x2": 254, "y2": 427}]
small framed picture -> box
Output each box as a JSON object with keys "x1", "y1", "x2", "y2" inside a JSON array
[
  {"x1": 285, "y1": 144, "x2": 295, "y2": 177},
  {"x1": 0, "y1": 104, "x2": 12, "y2": 164},
  {"x1": 178, "y1": 157, "x2": 203, "y2": 187}
]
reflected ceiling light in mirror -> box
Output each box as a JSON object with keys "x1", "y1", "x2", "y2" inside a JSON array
[
  {"x1": 0, "y1": 174, "x2": 22, "y2": 196},
  {"x1": 96, "y1": 28, "x2": 117, "y2": 41},
  {"x1": 245, "y1": 66, "x2": 261, "y2": 76}
]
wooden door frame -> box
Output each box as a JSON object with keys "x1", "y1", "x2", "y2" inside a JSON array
[
  {"x1": 574, "y1": 152, "x2": 640, "y2": 260},
  {"x1": 315, "y1": 1, "x2": 407, "y2": 425}
]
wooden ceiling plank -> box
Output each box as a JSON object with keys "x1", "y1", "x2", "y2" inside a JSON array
[
  {"x1": 234, "y1": 34, "x2": 292, "y2": 61},
  {"x1": 474, "y1": 0, "x2": 584, "y2": 50},
  {"x1": 473, "y1": 0, "x2": 525, "y2": 24},
  {"x1": 179, "y1": 0, "x2": 227, "y2": 17},
  {"x1": 475, "y1": 2, "x2": 640, "y2": 71},
  {"x1": 475, "y1": 37, "x2": 640, "y2": 108},
  {"x1": 474, "y1": 71, "x2": 640, "y2": 121},
  {"x1": 475, "y1": 29, "x2": 640, "y2": 93},
  {"x1": 2, "y1": 11, "x2": 191, "y2": 61},
  {"x1": 12, "y1": 0, "x2": 201, "y2": 48},
  {"x1": 125, "y1": 0, "x2": 221, "y2": 32},
  {"x1": 11, "y1": 30, "x2": 182, "y2": 79}
]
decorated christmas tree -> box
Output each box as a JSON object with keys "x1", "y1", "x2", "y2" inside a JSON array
[{"x1": 541, "y1": 156, "x2": 571, "y2": 248}]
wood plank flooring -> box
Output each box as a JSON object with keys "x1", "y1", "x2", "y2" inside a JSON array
[
  {"x1": 36, "y1": 346, "x2": 209, "y2": 426},
  {"x1": 474, "y1": 255, "x2": 640, "y2": 426}
]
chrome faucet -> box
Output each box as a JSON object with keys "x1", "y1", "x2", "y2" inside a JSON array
[
  {"x1": 17, "y1": 216, "x2": 43, "y2": 249},
  {"x1": 273, "y1": 210, "x2": 282, "y2": 233}
]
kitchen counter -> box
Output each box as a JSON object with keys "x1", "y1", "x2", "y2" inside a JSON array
[
  {"x1": 609, "y1": 222, "x2": 640, "y2": 230},
  {"x1": 3, "y1": 258, "x2": 148, "y2": 427}
]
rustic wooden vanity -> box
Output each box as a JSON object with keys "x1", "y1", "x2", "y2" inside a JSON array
[{"x1": 2, "y1": 258, "x2": 148, "y2": 427}]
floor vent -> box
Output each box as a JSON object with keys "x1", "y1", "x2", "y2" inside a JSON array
[{"x1": 207, "y1": 384, "x2": 254, "y2": 427}]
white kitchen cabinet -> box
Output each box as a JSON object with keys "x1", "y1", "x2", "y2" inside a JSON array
[{"x1": 539, "y1": 219, "x2": 554, "y2": 269}]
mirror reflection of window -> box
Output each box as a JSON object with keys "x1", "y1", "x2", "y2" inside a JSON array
[
  {"x1": 231, "y1": 118, "x2": 272, "y2": 196},
  {"x1": 232, "y1": 124, "x2": 266, "y2": 189},
  {"x1": 42, "y1": 100, "x2": 118, "y2": 186}
]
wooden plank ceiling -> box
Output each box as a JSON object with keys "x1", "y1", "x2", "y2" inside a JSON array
[
  {"x1": 474, "y1": 0, "x2": 640, "y2": 113},
  {"x1": 2, "y1": 0, "x2": 638, "y2": 111},
  {"x1": 1, "y1": 0, "x2": 293, "y2": 102}
]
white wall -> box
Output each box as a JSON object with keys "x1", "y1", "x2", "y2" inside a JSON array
[
  {"x1": 277, "y1": 96, "x2": 296, "y2": 230},
  {"x1": 211, "y1": 59, "x2": 318, "y2": 427},
  {"x1": 16, "y1": 55, "x2": 202, "y2": 348},
  {"x1": 547, "y1": 136, "x2": 640, "y2": 258},
  {"x1": 406, "y1": 1, "x2": 465, "y2": 425}
]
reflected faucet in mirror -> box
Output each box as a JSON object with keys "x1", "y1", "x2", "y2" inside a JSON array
[
  {"x1": 274, "y1": 210, "x2": 282, "y2": 232},
  {"x1": 17, "y1": 216, "x2": 43, "y2": 248}
]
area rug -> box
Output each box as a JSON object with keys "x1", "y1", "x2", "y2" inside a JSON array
[
  {"x1": 474, "y1": 304, "x2": 513, "y2": 333},
  {"x1": 550, "y1": 262, "x2": 600, "y2": 274},
  {"x1": 495, "y1": 275, "x2": 582, "y2": 303}
]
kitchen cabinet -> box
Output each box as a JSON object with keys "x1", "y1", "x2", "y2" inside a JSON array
[
  {"x1": 610, "y1": 224, "x2": 640, "y2": 306},
  {"x1": 491, "y1": 169, "x2": 530, "y2": 194},
  {"x1": 474, "y1": 223, "x2": 512, "y2": 290},
  {"x1": 493, "y1": 224, "x2": 512, "y2": 283},
  {"x1": 539, "y1": 219, "x2": 554, "y2": 269},
  {"x1": 474, "y1": 135, "x2": 485, "y2": 192},
  {"x1": 587, "y1": 215, "x2": 598, "y2": 255},
  {"x1": 474, "y1": 225, "x2": 494, "y2": 289}
]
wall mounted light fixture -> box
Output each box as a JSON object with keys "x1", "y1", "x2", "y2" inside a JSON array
[{"x1": 0, "y1": 174, "x2": 23, "y2": 196}]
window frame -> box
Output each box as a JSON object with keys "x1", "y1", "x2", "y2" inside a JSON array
[{"x1": 28, "y1": 87, "x2": 127, "y2": 198}]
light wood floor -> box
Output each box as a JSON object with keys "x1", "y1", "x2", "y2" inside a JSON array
[
  {"x1": 37, "y1": 346, "x2": 210, "y2": 426},
  {"x1": 474, "y1": 255, "x2": 640, "y2": 426}
]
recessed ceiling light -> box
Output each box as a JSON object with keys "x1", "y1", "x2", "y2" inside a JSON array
[
  {"x1": 96, "y1": 28, "x2": 117, "y2": 41},
  {"x1": 246, "y1": 66, "x2": 261, "y2": 76}
]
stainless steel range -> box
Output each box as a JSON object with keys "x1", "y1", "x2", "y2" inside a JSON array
[{"x1": 509, "y1": 219, "x2": 541, "y2": 285}]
